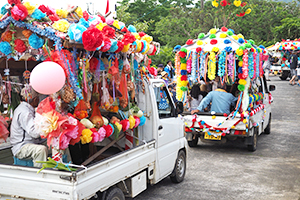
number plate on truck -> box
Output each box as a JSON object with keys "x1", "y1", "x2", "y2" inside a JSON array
[{"x1": 204, "y1": 133, "x2": 221, "y2": 140}]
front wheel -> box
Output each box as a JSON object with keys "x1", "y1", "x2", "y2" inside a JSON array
[
  {"x1": 247, "y1": 128, "x2": 258, "y2": 152},
  {"x1": 170, "y1": 150, "x2": 186, "y2": 183},
  {"x1": 264, "y1": 115, "x2": 271, "y2": 134},
  {"x1": 279, "y1": 76, "x2": 287, "y2": 80},
  {"x1": 104, "y1": 187, "x2": 125, "y2": 200}
]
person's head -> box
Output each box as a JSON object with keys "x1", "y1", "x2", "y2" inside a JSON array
[
  {"x1": 158, "y1": 64, "x2": 164, "y2": 69},
  {"x1": 190, "y1": 84, "x2": 201, "y2": 100},
  {"x1": 217, "y1": 82, "x2": 227, "y2": 90},
  {"x1": 167, "y1": 60, "x2": 172, "y2": 66},
  {"x1": 21, "y1": 85, "x2": 40, "y2": 107},
  {"x1": 168, "y1": 85, "x2": 173, "y2": 91},
  {"x1": 161, "y1": 71, "x2": 168, "y2": 78},
  {"x1": 200, "y1": 84, "x2": 207, "y2": 92}
]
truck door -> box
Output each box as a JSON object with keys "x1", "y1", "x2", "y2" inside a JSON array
[
  {"x1": 152, "y1": 81, "x2": 183, "y2": 179},
  {"x1": 260, "y1": 76, "x2": 271, "y2": 130}
]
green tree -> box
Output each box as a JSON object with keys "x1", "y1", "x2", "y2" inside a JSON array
[
  {"x1": 150, "y1": 45, "x2": 175, "y2": 66},
  {"x1": 273, "y1": 17, "x2": 300, "y2": 40}
]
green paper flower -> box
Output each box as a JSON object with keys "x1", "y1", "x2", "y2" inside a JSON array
[{"x1": 198, "y1": 33, "x2": 205, "y2": 39}]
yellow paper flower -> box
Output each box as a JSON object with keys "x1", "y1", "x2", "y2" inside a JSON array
[
  {"x1": 121, "y1": 44, "x2": 130, "y2": 52},
  {"x1": 181, "y1": 63, "x2": 187, "y2": 70},
  {"x1": 75, "y1": 7, "x2": 83, "y2": 18},
  {"x1": 135, "y1": 40, "x2": 142, "y2": 52},
  {"x1": 220, "y1": 33, "x2": 227, "y2": 38},
  {"x1": 52, "y1": 20, "x2": 70, "y2": 33},
  {"x1": 245, "y1": 8, "x2": 251, "y2": 14},
  {"x1": 236, "y1": 49, "x2": 244, "y2": 56},
  {"x1": 80, "y1": 129, "x2": 93, "y2": 144},
  {"x1": 182, "y1": 80, "x2": 188, "y2": 86},
  {"x1": 23, "y1": 2, "x2": 36, "y2": 15},
  {"x1": 237, "y1": 34, "x2": 244, "y2": 39},
  {"x1": 56, "y1": 9, "x2": 68, "y2": 19},
  {"x1": 114, "y1": 122, "x2": 122, "y2": 132},
  {"x1": 212, "y1": 115, "x2": 216, "y2": 119},
  {"x1": 132, "y1": 32, "x2": 140, "y2": 40},
  {"x1": 42, "y1": 111, "x2": 59, "y2": 135},
  {"x1": 232, "y1": 35, "x2": 239, "y2": 40},
  {"x1": 239, "y1": 79, "x2": 247, "y2": 85},
  {"x1": 212, "y1": 1, "x2": 219, "y2": 7},
  {"x1": 233, "y1": 0, "x2": 241, "y2": 7},
  {"x1": 142, "y1": 35, "x2": 153, "y2": 43},
  {"x1": 96, "y1": 23, "x2": 107, "y2": 31},
  {"x1": 142, "y1": 43, "x2": 150, "y2": 54},
  {"x1": 238, "y1": 61, "x2": 243, "y2": 67},
  {"x1": 197, "y1": 40, "x2": 203, "y2": 45},
  {"x1": 112, "y1": 20, "x2": 121, "y2": 29},
  {"x1": 210, "y1": 28, "x2": 217, "y2": 34},
  {"x1": 212, "y1": 47, "x2": 219, "y2": 52},
  {"x1": 129, "y1": 115, "x2": 136, "y2": 129},
  {"x1": 291, "y1": 46, "x2": 295, "y2": 50},
  {"x1": 243, "y1": 119, "x2": 247, "y2": 124}
]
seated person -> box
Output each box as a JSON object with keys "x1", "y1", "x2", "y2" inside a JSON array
[
  {"x1": 191, "y1": 82, "x2": 238, "y2": 115},
  {"x1": 10, "y1": 86, "x2": 47, "y2": 168},
  {"x1": 188, "y1": 84, "x2": 204, "y2": 111}
]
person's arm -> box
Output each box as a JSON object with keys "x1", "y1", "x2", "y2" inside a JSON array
[
  {"x1": 164, "y1": 66, "x2": 170, "y2": 74},
  {"x1": 191, "y1": 92, "x2": 212, "y2": 114},
  {"x1": 20, "y1": 111, "x2": 41, "y2": 138}
]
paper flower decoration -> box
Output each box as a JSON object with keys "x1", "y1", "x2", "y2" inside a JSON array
[
  {"x1": 212, "y1": 1, "x2": 219, "y2": 7},
  {"x1": 100, "y1": 37, "x2": 112, "y2": 52},
  {"x1": 67, "y1": 23, "x2": 87, "y2": 43},
  {"x1": 8, "y1": 0, "x2": 21, "y2": 5},
  {"x1": 108, "y1": 39, "x2": 118, "y2": 52},
  {"x1": 31, "y1": 8, "x2": 46, "y2": 20},
  {"x1": 102, "y1": 25, "x2": 115, "y2": 39},
  {"x1": 52, "y1": 20, "x2": 70, "y2": 33},
  {"x1": 23, "y1": 2, "x2": 36, "y2": 15},
  {"x1": 49, "y1": 14, "x2": 60, "y2": 22},
  {"x1": 245, "y1": 8, "x2": 251, "y2": 14},
  {"x1": 186, "y1": 39, "x2": 194, "y2": 45},
  {"x1": 122, "y1": 32, "x2": 136, "y2": 45},
  {"x1": 220, "y1": 0, "x2": 228, "y2": 6},
  {"x1": 210, "y1": 39, "x2": 218, "y2": 45},
  {"x1": 0, "y1": 41, "x2": 12, "y2": 55},
  {"x1": 11, "y1": 4, "x2": 28, "y2": 21},
  {"x1": 14, "y1": 39, "x2": 26, "y2": 53},
  {"x1": 29, "y1": 34, "x2": 44, "y2": 49},
  {"x1": 82, "y1": 27, "x2": 104, "y2": 51},
  {"x1": 80, "y1": 129, "x2": 93, "y2": 144},
  {"x1": 1, "y1": 31, "x2": 12, "y2": 42},
  {"x1": 233, "y1": 0, "x2": 241, "y2": 7},
  {"x1": 75, "y1": 7, "x2": 83, "y2": 18},
  {"x1": 56, "y1": 9, "x2": 68, "y2": 18},
  {"x1": 38, "y1": 5, "x2": 55, "y2": 16},
  {"x1": 196, "y1": 47, "x2": 202, "y2": 53},
  {"x1": 128, "y1": 25, "x2": 137, "y2": 33}
]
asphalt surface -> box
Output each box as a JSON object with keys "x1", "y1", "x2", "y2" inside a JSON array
[{"x1": 132, "y1": 75, "x2": 300, "y2": 200}]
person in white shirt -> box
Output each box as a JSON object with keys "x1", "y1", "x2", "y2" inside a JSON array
[{"x1": 10, "y1": 86, "x2": 47, "y2": 167}]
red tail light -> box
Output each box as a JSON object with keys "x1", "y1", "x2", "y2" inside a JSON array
[{"x1": 234, "y1": 130, "x2": 246, "y2": 135}]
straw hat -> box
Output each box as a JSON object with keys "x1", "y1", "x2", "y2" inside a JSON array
[{"x1": 161, "y1": 71, "x2": 168, "y2": 77}]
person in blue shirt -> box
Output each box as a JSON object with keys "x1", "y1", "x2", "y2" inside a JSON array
[
  {"x1": 164, "y1": 60, "x2": 175, "y2": 81},
  {"x1": 191, "y1": 82, "x2": 238, "y2": 114}
]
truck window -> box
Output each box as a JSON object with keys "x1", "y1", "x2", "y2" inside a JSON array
[{"x1": 153, "y1": 83, "x2": 175, "y2": 118}]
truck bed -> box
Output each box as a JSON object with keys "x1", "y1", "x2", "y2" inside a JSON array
[{"x1": 0, "y1": 140, "x2": 156, "y2": 200}]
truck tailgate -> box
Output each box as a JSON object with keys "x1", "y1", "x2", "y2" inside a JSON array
[{"x1": 0, "y1": 140, "x2": 156, "y2": 200}]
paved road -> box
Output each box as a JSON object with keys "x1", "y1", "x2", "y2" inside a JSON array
[{"x1": 132, "y1": 76, "x2": 300, "y2": 200}]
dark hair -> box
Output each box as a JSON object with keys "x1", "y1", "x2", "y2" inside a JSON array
[
  {"x1": 190, "y1": 84, "x2": 201, "y2": 100},
  {"x1": 167, "y1": 60, "x2": 172, "y2": 64},
  {"x1": 217, "y1": 82, "x2": 227, "y2": 90},
  {"x1": 158, "y1": 64, "x2": 164, "y2": 68}
]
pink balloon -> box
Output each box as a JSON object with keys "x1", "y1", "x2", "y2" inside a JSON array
[{"x1": 30, "y1": 61, "x2": 66, "y2": 95}]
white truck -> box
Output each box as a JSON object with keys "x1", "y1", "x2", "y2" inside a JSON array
[
  {"x1": 182, "y1": 76, "x2": 275, "y2": 151},
  {"x1": 0, "y1": 79, "x2": 187, "y2": 200}
]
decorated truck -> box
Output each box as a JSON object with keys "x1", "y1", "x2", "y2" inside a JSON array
[
  {"x1": 174, "y1": 27, "x2": 276, "y2": 151},
  {"x1": 0, "y1": 1, "x2": 187, "y2": 199}
]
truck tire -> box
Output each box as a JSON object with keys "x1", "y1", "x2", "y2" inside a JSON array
[
  {"x1": 279, "y1": 76, "x2": 287, "y2": 80},
  {"x1": 188, "y1": 137, "x2": 198, "y2": 147},
  {"x1": 264, "y1": 115, "x2": 271, "y2": 134},
  {"x1": 247, "y1": 128, "x2": 258, "y2": 152},
  {"x1": 104, "y1": 187, "x2": 125, "y2": 200},
  {"x1": 170, "y1": 150, "x2": 186, "y2": 183}
]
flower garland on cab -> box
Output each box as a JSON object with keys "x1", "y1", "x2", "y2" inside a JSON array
[
  {"x1": 259, "y1": 52, "x2": 264, "y2": 77},
  {"x1": 199, "y1": 51, "x2": 207, "y2": 81},
  {"x1": 227, "y1": 52, "x2": 235, "y2": 84},
  {"x1": 237, "y1": 50, "x2": 248, "y2": 92},
  {"x1": 175, "y1": 52, "x2": 181, "y2": 77},
  {"x1": 207, "y1": 51, "x2": 217, "y2": 81},
  {"x1": 176, "y1": 48, "x2": 189, "y2": 101},
  {"x1": 191, "y1": 51, "x2": 197, "y2": 83},
  {"x1": 218, "y1": 50, "x2": 226, "y2": 84},
  {"x1": 252, "y1": 52, "x2": 257, "y2": 79},
  {"x1": 248, "y1": 52, "x2": 254, "y2": 79}
]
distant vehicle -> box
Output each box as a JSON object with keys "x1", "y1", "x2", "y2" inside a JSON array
[{"x1": 270, "y1": 64, "x2": 282, "y2": 76}]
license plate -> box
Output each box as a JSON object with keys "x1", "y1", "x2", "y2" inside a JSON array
[{"x1": 204, "y1": 133, "x2": 221, "y2": 140}]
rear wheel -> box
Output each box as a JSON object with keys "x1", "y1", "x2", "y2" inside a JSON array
[
  {"x1": 247, "y1": 128, "x2": 258, "y2": 152},
  {"x1": 170, "y1": 150, "x2": 186, "y2": 183},
  {"x1": 104, "y1": 187, "x2": 125, "y2": 200},
  {"x1": 264, "y1": 115, "x2": 271, "y2": 134},
  {"x1": 187, "y1": 136, "x2": 198, "y2": 147},
  {"x1": 279, "y1": 76, "x2": 287, "y2": 80}
]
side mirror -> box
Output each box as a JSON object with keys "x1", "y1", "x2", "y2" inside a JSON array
[
  {"x1": 269, "y1": 85, "x2": 276, "y2": 91},
  {"x1": 175, "y1": 101, "x2": 184, "y2": 115}
]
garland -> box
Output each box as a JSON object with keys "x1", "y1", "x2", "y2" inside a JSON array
[
  {"x1": 176, "y1": 48, "x2": 188, "y2": 101},
  {"x1": 207, "y1": 51, "x2": 216, "y2": 80},
  {"x1": 256, "y1": 53, "x2": 260, "y2": 78},
  {"x1": 175, "y1": 52, "x2": 181, "y2": 77},
  {"x1": 259, "y1": 52, "x2": 264, "y2": 77},
  {"x1": 191, "y1": 51, "x2": 197, "y2": 83},
  {"x1": 248, "y1": 52, "x2": 254, "y2": 79},
  {"x1": 199, "y1": 51, "x2": 207, "y2": 78},
  {"x1": 227, "y1": 52, "x2": 235, "y2": 82},
  {"x1": 218, "y1": 50, "x2": 226, "y2": 77},
  {"x1": 253, "y1": 52, "x2": 257, "y2": 79},
  {"x1": 241, "y1": 50, "x2": 249, "y2": 79}
]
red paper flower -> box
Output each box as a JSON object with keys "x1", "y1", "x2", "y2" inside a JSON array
[
  {"x1": 82, "y1": 27, "x2": 104, "y2": 51},
  {"x1": 8, "y1": 0, "x2": 21, "y2": 5},
  {"x1": 282, "y1": 57, "x2": 286, "y2": 61},
  {"x1": 139, "y1": 41, "x2": 144, "y2": 52},
  {"x1": 210, "y1": 39, "x2": 218, "y2": 45},
  {"x1": 49, "y1": 14, "x2": 60, "y2": 22},
  {"x1": 196, "y1": 47, "x2": 202, "y2": 53},
  {"x1": 83, "y1": 11, "x2": 89, "y2": 21},
  {"x1": 250, "y1": 48, "x2": 255, "y2": 52},
  {"x1": 241, "y1": 2, "x2": 247, "y2": 7},
  {"x1": 220, "y1": 0, "x2": 227, "y2": 6},
  {"x1": 122, "y1": 32, "x2": 135, "y2": 45},
  {"x1": 11, "y1": 4, "x2": 28, "y2": 21},
  {"x1": 186, "y1": 39, "x2": 194, "y2": 45},
  {"x1": 89, "y1": 57, "x2": 99, "y2": 72},
  {"x1": 138, "y1": 32, "x2": 146, "y2": 38},
  {"x1": 102, "y1": 25, "x2": 115, "y2": 39},
  {"x1": 149, "y1": 45, "x2": 157, "y2": 56},
  {"x1": 98, "y1": 15, "x2": 106, "y2": 23},
  {"x1": 238, "y1": 74, "x2": 243, "y2": 79},
  {"x1": 236, "y1": 12, "x2": 245, "y2": 17},
  {"x1": 1, "y1": 31, "x2": 12, "y2": 42},
  {"x1": 179, "y1": 51, "x2": 187, "y2": 58},
  {"x1": 221, "y1": 27, "x2": 228, "y2": 32},
  {"x1": 181, "y1": 75, "x2": 187, "y2": 81},
  {"x1": 14, "y1": 39, "x2": 26, "y2": 53},
  {"x1": 115, "y1": 41, "x2": 124, "y2": 53},
  {"x1": 121, "y1": 27, "x2": 128, "y2": 32},
  {"x1": 38, "y1": 5, "x2": 55, "y2": 16},
  {"x1": 100, "y1": 37, "x2": 112, "y2": 52},
  {"x1": 103, "y1": 124, "x2": 113, "y2": 138}
]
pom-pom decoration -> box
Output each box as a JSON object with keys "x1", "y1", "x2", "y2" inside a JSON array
[
  {"x1": 80, "y1": 129, "x2": 93, "y2": 144},
  {"x1": 82, "y1": 27, "x2": 104, "y2": 51},
  {"x1": 31, "y1": 8, "x2": 46, "y2": 20},
  {"x1": 11, "y1": 4, "x2": 28, "y2": 21},
  {"x1": 52, "y1": 20, "x2": 70, "y2": 33},
  {"x1": 1, "y1": 31, "x2": 12, "y2": 43},
  {"x1": 210, "y1": 39, "x2": 218, "y2": 45},
  {"x1": 102, "y1": 25, "x2": 115, "y2": 39},
  {"x1": 29, "y1": 34, "x2": 44, "y2": 49},
  {"x1": 196, "y1": 47, "x2": 202, "y2": 53},
  {"x1": 186, "y1": 39, "x2": 194, "y2": 45},
  {"x1": 0, "y1": 41, "x2": 12, "y2": 55},
  {"x1": 8, "y1": 0, "x2": 21, "y2": 5},
  {"x1": 23, "y1": 2, "x2": 36, "y2": 15},
  {"x1": 14, "y1": 39, "x2": 26, "y2": 53},
  {"x1": 100, "y1": 37, "x2": 112, "y2": 52},
  {"x1": 122, "y1": 32, "x2": 136, "y2": 45},
  {"x1": 56, "y1": 9, "x2": 68, "y2": 18}
]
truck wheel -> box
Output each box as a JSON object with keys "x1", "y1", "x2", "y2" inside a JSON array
[
  {"x1": 105, "y1": 187, "x2": 125, "y2": 200},
  {"x1": 247, "y1": 128, "x2": 258, "y2": 152},
  {"x1": 279, "y1": 76, "x2": 287, "y2": 80},
  {"x1": 264, "y1": 115, "x2": 271, "y2": 134},
  {"x1": 170, "y1": 150, "x2": 186, "y2": 183},
  {"x1": 188, "y1": 137, "x2": 198, "y2": 147}
]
